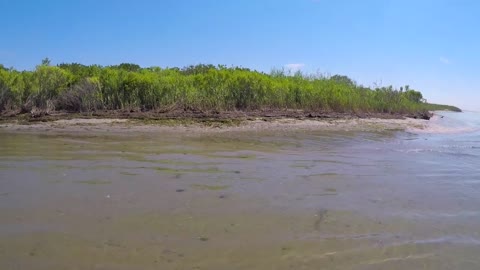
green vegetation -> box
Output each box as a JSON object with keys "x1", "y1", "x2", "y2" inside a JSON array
[
  {"x1": 0, "y1": 59, "x2": 461, "y2": 116},
  {"x1": 422, "y1": 103, "x2": 462, "y2": 112}
]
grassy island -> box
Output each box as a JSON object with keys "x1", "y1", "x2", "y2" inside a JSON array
[{"x1": 0, "y1": 60, "x2": 461, "y2": 121}]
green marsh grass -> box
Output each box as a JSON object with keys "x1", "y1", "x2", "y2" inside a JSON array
[{"x1": 0, "y1": 61, "x2": 461, "y2": 116}]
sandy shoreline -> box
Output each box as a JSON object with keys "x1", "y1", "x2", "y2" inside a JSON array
[{"x1": 0, "y1": 116, "x2": 430, "y2": 135}]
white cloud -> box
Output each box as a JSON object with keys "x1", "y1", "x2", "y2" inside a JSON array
[
  {"x1": 440, "y1": 57, "x2": 450, "y2": 64},
  {"x1": 284, "y1": 63, "x2": 305, "y2": 71}
]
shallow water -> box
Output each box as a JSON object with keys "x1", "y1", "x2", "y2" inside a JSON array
[{"x1": 1, "y1": 112, "x2": 480, "y2": 269}]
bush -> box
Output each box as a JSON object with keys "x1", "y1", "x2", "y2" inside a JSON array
[
  {"x1": 30, "y1": 65, "x2": 74, "y2": 110},
  {"x1": 0, "y1": 80, "x2": 14, "y2": 111},
  {"x1": 56, "y1": 79, "x2": 102, "y2": 112}
]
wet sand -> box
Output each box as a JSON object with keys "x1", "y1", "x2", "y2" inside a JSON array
[{"x1": 0, "y1": 116, "x2": 429, "y2": 135}]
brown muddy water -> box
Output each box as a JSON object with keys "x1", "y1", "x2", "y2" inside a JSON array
[{"x1": 1, "y1": 117, "x2": 480, "y2": 269}]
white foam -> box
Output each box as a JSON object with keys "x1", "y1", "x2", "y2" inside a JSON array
[
  {"x1": 407, "y1": 113, "x2": 480, "y2": 134},
  {"x1": 408, "y1": 125, "x2": 478, "y2": 134}
]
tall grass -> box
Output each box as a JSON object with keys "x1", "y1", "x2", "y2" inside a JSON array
[{"x1": 0, "y1": 61, "x2": 461, "y2": 115}]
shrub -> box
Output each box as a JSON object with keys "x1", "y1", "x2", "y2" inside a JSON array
[
  {"x1": 56, "y1": 79, "x2": 102, "y2": 112},
  {"x1": 0, "y1": 80, "x2": 13, "y2": 111}
]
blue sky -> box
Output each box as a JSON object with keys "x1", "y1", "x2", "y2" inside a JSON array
[{"x1": 1, "y1": 0, "x2": 479, "y2": 110}]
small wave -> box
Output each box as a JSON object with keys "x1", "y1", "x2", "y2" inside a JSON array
[
  {"x1": 361, "y1": 253, "x2": 435, "y2": 266},
  {"x1": 407, "y1": 125, "x2": 479, "y2": 135},
  {"x1": 404, "y1": 148, "x2": 435, "y2": 153},
  {"x1": 394, "y1": 144, "x2": 480, "y2": 156},
  {"x1": 394, "y1": 148, "x2": 447, "y2": 154},
  {"x1": 407, "y1": 112, "x2": 480, "y2": 135},
  {"x1": 395, "y1": 210, "x2": 480, "y2": 220},
  {"x1": 401, "y1": 236, "x2": 480, "y2": 246}
]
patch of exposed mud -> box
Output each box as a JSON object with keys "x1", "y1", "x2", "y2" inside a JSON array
[{"x1": 0, "y1": 117, "x2": 429, "y2": 135}]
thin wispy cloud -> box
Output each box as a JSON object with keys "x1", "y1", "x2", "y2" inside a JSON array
[
  {"x1": 284, "y1": 63, "x2": 305, "y2": 72},
  {"x1": 440, "y1": 57, "x2": 450, "y2": 64}
]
